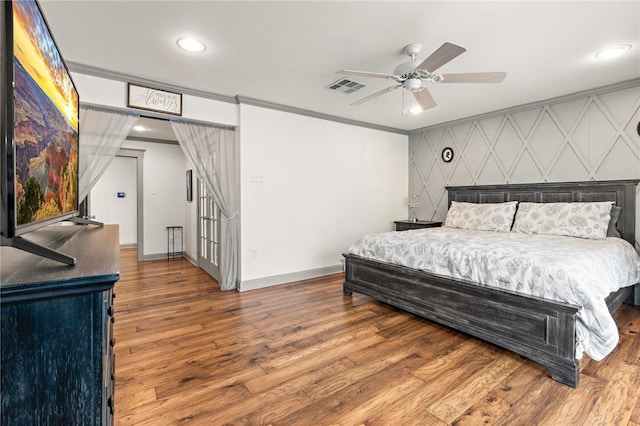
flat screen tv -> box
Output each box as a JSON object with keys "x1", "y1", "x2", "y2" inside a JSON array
[{"x1": 1, "y1": 0, "x2": 80, "y2": 265}]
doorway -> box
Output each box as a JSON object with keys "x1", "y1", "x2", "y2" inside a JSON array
[
  {"x1": 197, "y1": 178, "x2": 221, "y2": 282},
  {"x1": 90, "y1": 148, "x2": 144, "y2": 261}
]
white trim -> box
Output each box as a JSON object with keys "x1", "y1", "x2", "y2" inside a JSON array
[
  {"x1": 127, "y1": 136, "x2": 179, "y2": 145},
  {"x1": 410, "y1": 78, "x2": 640, "y2": 134},
  {"x1": 81, "y1": 101, "x2": 236, "y2": 132},
  {"x1": 70, "y1": 61, "x2": 639, "y2": 137},
  {"x1": 69, "y1": 61, "x2": 236, "y2": 104},
  {"x1": 140, "y1": 252, "x2": 197, "y2": 265},
  {"x1": 235, "y1": 96, "x2": 408, "y2": 135},
  {"x1": 141, "y1": 252, "x2": 171, "y2": 261},
  {"x1": 183, "y1": 252, "x2": 198, "y2": 267},
  {"x1": 69, "y1": 62, "x2": 407, "y2": 135},
  {"x1": 238, "y1": 265, "x2": 344, "y2": 292}
]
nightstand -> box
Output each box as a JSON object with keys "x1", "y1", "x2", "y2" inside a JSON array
[{"x1": 394, "y1": 220, "x2": 442, "y2": 231}]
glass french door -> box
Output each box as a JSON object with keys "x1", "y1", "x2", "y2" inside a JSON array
[{"x1": 197, "y1": 179, "x2": 221, "y2": 282}]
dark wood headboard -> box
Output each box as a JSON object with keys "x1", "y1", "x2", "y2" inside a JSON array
[{"x1": 446, "y1": 180, "x2": 640, "y2": 246}]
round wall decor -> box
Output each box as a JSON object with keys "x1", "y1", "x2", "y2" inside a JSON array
[
  {"x1": 637, "y1": 121, "x2": 640, "y2": 136},
  {"x1": 442, "y1": 147, "x2": 454, "y2": 163}
]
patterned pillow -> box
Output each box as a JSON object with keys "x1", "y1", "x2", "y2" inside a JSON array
[
  {"x1": 443, "y1": 201, "x2": 518, "y2": 232},
  {"x1": 512, "y1": 202, "x2": 613, "y2": 240}
]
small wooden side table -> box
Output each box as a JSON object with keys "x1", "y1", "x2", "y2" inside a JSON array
[{"x1": 394, "y1": 220, "x2": 442, "y2": 231}]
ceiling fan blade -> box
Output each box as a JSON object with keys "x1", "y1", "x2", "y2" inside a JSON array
[
  {"x1": 439, "y1": 72, "x2": 507, "y2": 83},
  {"x1": 337, "y1": 69, "x2": 398, "y2": 80},
  {"x1": 416, "y1": 42, "x2": 467, "y2": 73},
  {"x1": 413, "y1": 88, "x2": 437, "y2": 111},
  {"x1": 351, "y1": 85, "x2": 402, "y2": 106}
]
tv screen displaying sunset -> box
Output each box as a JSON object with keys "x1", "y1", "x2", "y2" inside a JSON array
[{"x1": 12, "y1": 0, "x2": 79, "y2": 227}]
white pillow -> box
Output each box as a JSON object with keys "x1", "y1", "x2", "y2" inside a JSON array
[
  {"x1": 443, "y1": 201, "x2": 518, "y2": 232},
  {"x1": 511, "y1": 201, "x2": 613, "y2": 240}
]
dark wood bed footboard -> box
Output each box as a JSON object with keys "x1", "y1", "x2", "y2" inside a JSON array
[
  {"x1": 343, "y1": 254, "x2": 581, "y2": 387},
  {"x1": 343, "y1": 180, "x2": 639, "y2": 388},
  {"x1": 607, "y1": 285, "x2": 634, "y2": 312}
]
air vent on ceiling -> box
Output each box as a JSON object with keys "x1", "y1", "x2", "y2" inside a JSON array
[{"x1": 325, "y1": 78, "x2": 366, "y2": 94}]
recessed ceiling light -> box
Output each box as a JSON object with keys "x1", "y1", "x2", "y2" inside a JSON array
[
  {"x1": 595, "y1": 44, "x2": 631, "y2": 59},
  {"x1": 177, "y1": 37, "x2": 206, "y2": 53},
  {"x1": 132, "y1": 125, "x2": 146, "y2": 132}
]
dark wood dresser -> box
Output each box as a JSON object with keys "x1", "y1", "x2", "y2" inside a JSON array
[
  {"x1": 1, "y1": 224, "x2": 120, "y2": 426},
  {"x1": 394, "y1": 220, "x2": 442, "y2": 231}
]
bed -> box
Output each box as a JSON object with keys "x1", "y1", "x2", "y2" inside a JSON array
[{"x1": 343, "y1": 180, "x2": 640, "y2": 387}]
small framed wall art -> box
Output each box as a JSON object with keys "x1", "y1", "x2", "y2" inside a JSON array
[
  {"x1": 186, "y1": 170, "x2": 193, "y2": 202},
  {"x1": 127, "y1": 83, "x2": 182, "y2": 116}
]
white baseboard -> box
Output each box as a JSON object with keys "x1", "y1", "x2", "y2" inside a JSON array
[
  {"x1": 140, "y1": 252, "x2": 197, "y2": 263},
  {"x1": 141, "y1": 252, "x2": 178, "y2": 261},
  {"x1": 238, "y1": 264, "x2": 343, "y2": 292},
  {"x1": 184, "y1": 252, "x2": 198, "y2": 266}
]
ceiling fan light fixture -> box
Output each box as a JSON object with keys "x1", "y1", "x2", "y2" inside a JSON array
[
  {"x1": 340, "y1": 41, "x2": 507, "y2": 112},
  {"x1": 177, "y1": 37, "x2": 206, "y2": 53},
  {"x1": 405, "y1": 78, "x2": 422, "y2": 92},
  {"x1": 393, "y1": 61, "x2": 417, "y2": 77},
  {"x1": 409, "y1": 106, "x2": 423, "y2": 114},
  {"x1": 595, "y1": 44, "x2": 631, "y2": 59}
]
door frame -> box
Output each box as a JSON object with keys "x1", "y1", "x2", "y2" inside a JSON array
[{"x1": 91, "y1": 148, "x2": 145, "y2": 262}]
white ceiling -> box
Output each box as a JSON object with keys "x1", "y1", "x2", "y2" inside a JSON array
[{"x1": 40, "y1": 1, "x2": 640, "y2": 133}]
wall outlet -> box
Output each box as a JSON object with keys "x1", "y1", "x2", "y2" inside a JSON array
[{"x1": 250, "y1": 249, "x2": 258, "y2": 259}]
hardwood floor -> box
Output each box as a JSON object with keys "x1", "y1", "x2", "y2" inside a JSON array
[{"x1": 114, "y1": 248, "x2": 640, "y2": 425}]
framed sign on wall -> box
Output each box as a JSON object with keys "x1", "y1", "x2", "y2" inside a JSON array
[{"x1": 127, "y1": 83, "x2": 182, "y2": 116}]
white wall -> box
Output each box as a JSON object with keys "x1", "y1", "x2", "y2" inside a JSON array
[
  {"x1": 239, "y1": 104, "x2": 408, "y2": 288},
  {"x1": 90, "y1": 156, "x2": 137, "y2": 245},
  {"x1": 409, "y1": 83, "x2": 640, "y2": 247},
  {"x1": 119, "y1": 140, "x2": 188, "y2": 258}
]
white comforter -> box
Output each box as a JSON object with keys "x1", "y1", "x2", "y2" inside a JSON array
[{"x1": 348, "y1": 227, "x2": 640, "y2": 360}]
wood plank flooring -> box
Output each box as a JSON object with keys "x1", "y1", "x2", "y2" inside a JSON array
[{"x1": 114, "y1": 248, "x2": 640, "y2": 425}]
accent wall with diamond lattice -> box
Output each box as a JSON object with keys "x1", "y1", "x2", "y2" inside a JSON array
[{"x1": 409, "y1": 82, "x2": 640, "y2": 247}]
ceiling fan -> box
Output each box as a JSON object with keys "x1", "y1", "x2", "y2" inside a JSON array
[{"x1": 337, "y1": 42, "x2": 506, "y2": 111}]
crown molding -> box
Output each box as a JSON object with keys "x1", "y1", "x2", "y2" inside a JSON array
[
  {"x1": 68, "y1": 61, "x2": 237, "y2": 104},
  {"x1": 68, "y1": 62, "x2": 640, "y2": 138},
  {"x1": 409, "y1": 78, "x2": 640, "y2": 135},
  {"x1": 68, "y1": 61, "x2": 409, "y2": 136},
  {"x1": 235, "y1": 96, "x2": 409, "y2": 135}
]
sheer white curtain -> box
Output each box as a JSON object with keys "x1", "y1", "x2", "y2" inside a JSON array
[
  {"x1": 171, "y1": 120, "x2": 238, "y2": 291},
  {"x1": 78, "y1": 105, "x2": 139, "y2": 202}
]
